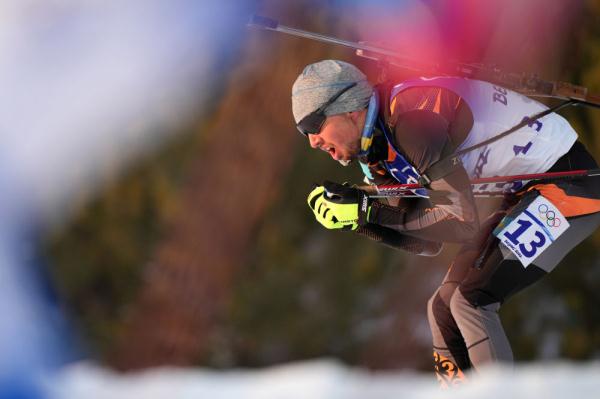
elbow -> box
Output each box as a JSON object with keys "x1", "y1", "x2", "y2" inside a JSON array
[
  {"x1": 419, "y1": 241, "x2": 443, "y2": 257},
  {"x1": 436, "y1": 215, "x2": 480, "y2": 243},
  {"x1": 456, "y1": 219, "x2": 481, "y2": 242}
]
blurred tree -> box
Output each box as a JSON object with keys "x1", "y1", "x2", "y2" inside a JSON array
[
  {"x1": 108, "y1": 0, "x2": 341, "y2": 369},
  {"x1": 44, "y1": 124, "x2": 202, "y2": 356}
]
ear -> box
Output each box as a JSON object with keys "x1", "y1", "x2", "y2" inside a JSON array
[
  {"x1": 347, "y1": 109, "x2": 365, "y2": 127},
  {"x1": 347, "y1": 110, "x2": 360, "y2": 123}
]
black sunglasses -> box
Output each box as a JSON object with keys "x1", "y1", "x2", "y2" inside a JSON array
[{"x1": 296, "y1": 82, "x2": 357, "y2": 136}]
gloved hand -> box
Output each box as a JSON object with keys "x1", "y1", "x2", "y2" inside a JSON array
[{"x1": 307, "y1": 181, "x2": 371, "y2": 231}]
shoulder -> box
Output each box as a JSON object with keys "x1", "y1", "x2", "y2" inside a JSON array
[
  {"x1": 390, "y1": 85, "x2": 461, "y2": 119},
  {"x1": 388, "y1": 81, "x2": 473, "y2": 151}
]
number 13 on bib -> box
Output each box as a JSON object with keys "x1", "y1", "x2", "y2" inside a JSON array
[{"x1": 494, "y1": 196, "x2": 570, "y2": 267}]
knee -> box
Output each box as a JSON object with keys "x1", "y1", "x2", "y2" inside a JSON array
[
  {"x1": 449, "y1": 288, "x2": 474, "y2": 316},
  {"x1": 448, "y1": 287, "x2": 501, "y2": 317},
  {"x1": 426, "y1": 293, "x2": 436, "y2": 323},
  {"x1": 427, "y1": 291, "x2": 452, "y2": 326}
]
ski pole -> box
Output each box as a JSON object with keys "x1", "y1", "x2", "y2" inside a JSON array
[{"x1": 361, "y1": 168, "x2": 600, "y2": 198}]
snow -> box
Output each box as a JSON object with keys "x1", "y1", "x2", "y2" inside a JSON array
[{"x1": 44, "y1": 359, "x2": 600, "y2": 399}]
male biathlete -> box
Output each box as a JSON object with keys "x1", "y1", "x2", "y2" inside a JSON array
[{"x1": 292, "y1": 59, "x2": 600, "y2": 387}]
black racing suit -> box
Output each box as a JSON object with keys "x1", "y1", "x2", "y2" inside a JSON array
[{"x1": 355, "y1": 84, "x2": 600, "y2": 387}]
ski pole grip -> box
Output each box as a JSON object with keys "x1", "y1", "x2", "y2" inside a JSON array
[
  {"x1": 357, "y1": 185, "x2": 379, "y2": 195},
  {"x1": 248, "y1": 15, "x2": 279, "y2": 30}
]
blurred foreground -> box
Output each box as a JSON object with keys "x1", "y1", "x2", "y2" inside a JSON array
[
  {"x1": 1, "y1": 0, "x2": 600, "y2": 395},
  {"x1": 45, "y1": 360, "x2": 600, "y2": 399}
]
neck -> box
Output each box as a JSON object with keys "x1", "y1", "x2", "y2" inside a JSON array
[{"x1": 355, "y1": 109, "x2": 367, "y2": 132}]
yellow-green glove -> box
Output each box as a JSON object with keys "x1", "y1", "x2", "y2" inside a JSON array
[{"x1": 307, "y1": 181, "x2": 371, "y2": 231}]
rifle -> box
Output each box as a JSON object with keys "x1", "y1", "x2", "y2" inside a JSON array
[{"x1": 247, "y1": 14, "x2": 600, "y2": 108}]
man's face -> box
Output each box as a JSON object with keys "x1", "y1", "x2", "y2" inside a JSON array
[{"x1": 307, "y1": 111, "x2": 364, "y2": 163}]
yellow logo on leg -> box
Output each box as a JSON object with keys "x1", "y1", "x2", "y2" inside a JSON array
[{"x1": 433, "y1": 351, "x2": 467, "y2": 389}]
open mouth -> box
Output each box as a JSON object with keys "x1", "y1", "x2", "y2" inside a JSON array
[
  {"x1": 319, "y1": 144, "x2": 345, "y2": 161},
  {"x1": 321, "y1": 145, "x2": 336, "y2": 159}
]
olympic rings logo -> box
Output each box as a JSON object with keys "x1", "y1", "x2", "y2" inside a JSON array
[{"x1": 538, "y1": 204, "x2": 561, "y2": 227}]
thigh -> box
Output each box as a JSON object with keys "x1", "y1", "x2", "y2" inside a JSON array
[
  {"x1": 459, "y1": 191, "x2": 600, "y2": 306},
  {"x1": 518, "y1": 207, "x2": 600, "y2": 273},
  {"x1": 459, "y1": 247, "x2": 545, "y2": 307},
  {"x1": 491, "y1": 184, "x2": 600, "y2": 274}
]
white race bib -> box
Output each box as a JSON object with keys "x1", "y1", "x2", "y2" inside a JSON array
[{"x1": 494, "y1": 196, "x2": 569, "y2": 267}]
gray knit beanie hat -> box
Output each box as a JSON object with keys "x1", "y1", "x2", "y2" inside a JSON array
[{"x1": 291, "y1": 60, "x2": 373, "y2": 124}]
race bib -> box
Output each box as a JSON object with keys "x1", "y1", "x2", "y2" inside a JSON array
[{"x1": 494, "y1": 196, "x2": 569, "y2": 267}]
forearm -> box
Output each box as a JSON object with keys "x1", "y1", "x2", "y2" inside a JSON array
[
  {"x1": 369, "y1": 202, "x2": 479, "y2": 243},
  {"x1": 368, "y1": 170, "x2": 480, "y2": 243},
  {"x1": 355, "y1": 223, "x2": 443, "y2": 256}
]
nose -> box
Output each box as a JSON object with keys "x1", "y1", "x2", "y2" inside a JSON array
[{"x1": 308, "y1": 134, "x2": 322, "y2": 149}]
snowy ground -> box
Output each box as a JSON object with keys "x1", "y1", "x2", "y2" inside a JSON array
[{"x1": 43, "y1": 359, "x2": 600, "y2": 399}]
